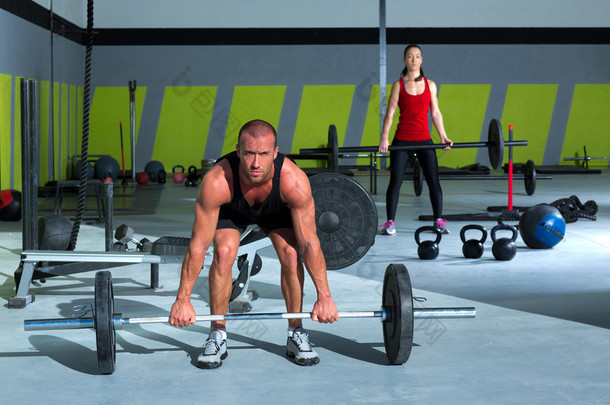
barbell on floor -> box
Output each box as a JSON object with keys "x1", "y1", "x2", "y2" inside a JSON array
[
  {"x1": 24, "y1": 264, "x2": 476, "y2": 375},
  {"x1": 563, "y1": 145, "x2": 610, "y2": 169},
  {"x1": 411, "y1": 159, "x2": 551, "y2": 196},
  {"x1": 301, "y1": 119, "x2": 528, "y2": 171}
]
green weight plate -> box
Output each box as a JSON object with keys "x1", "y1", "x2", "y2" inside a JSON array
[
  {"x1": 382, "y1": 263, "x2": 414, "y2": 365},
  {"x1": 309, "y1": 173, "x2": 377, "y2": 270},
  {"x1": 95, "y1": 271, "x2": 116, "y2": 374},
  {"x1": 488, "y1": 119, "x2": 504, "y2": 170},
  {"x1": 524, "y1": 159, "x2": 536, "y2": 196},
  {"x1": 328, "y1": 125, "x2": 339, "y2": 173}
]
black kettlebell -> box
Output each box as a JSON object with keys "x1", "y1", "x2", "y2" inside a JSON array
[
  {"x1": 185, "y1": 165, "x2": 199, "y2": 187},
  {"x1": 491, "y1": 223, "x2": 518, "y2": 261},
  {"x1": 157, "y1": 169, "x2": 167, "y2": 184},
  {"x1": 415, "y1": 226, "x2": 442, "y2": 260},
  {"x1": 460, "y1": 224, "x2": 487, "y2": 259}
]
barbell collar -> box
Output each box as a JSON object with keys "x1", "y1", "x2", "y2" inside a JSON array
[{"x1": 24, "y1": 307, "x2": 475, "y2": 331}]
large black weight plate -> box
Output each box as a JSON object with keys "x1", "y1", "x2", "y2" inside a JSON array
[
  {"x1": 95, "y1": 271, "x2": 116, "y2": 374},
  {"x1": 488, "y1": 119, "x2": 505, "y2": 170},
  {"x1": 310, "y1": 173, "x2": 377, "y2": 270},
  {"x1": 382, "y1": 263, "x2": 414, "y2": 365},
  {"x1": 328, "y1": 125, "x2": 339, "y2": 173},
  {"x1": 413, "y1": 159, "x2": 423, "y2": 197},
  {"x1": 524, "y1": 159, "x2": 536, "y2": 195}
]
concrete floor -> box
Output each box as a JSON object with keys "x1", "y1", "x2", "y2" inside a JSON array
[{"x1": 1, "y1": 170, "x2": 609, "y2": 405}]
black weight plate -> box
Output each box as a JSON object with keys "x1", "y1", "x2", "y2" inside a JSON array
[
  {"x1": 487, "y1": 119, "x2": 505, "y2": 170},
  {"x1": 524, "y1": 159, "x2": 536, "y2": 196},
  {"x1": 328, "y1": 125, "x2": 339, "y2": 173},
  {"x1": 250, "y1": 253, "x2": 263, "y2": 277},
  {"x1": 95, "y1": 271, "x2": 116, "y2": 374},
  {"x1": 382, "y1": 263, "x2": 414, "y2": 365},
  {"x1": 230, "y1": 256, "x2": 249, "y2": 301},
  {"x1": 413, "y1": 160, "x2": 423, "y2": 197},
  {"x1": 309, "y1": 173, "x2": 377, "y2": 270}
]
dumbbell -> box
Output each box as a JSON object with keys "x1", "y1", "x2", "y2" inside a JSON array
[{"x1": 114, "y1": 224, "x2": 152, "y2": 252}]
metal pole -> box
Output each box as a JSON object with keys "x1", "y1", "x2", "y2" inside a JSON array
[
  {"x1": 20, "y1": 79, "x2": 39, "y2": 251},
  {"x1": 379, "y1": 0, "x2": 387, "y2": 170},
  {"x1": 508, "y1": 125, "x2": 514, "y2": 210},
  {"x1": 104, "y1": 179, "x2": 113, "y2": 251},
  {"x1": 129, "y1": 81, "x2": 136, "y2": 179},
  {"x1": 49, "y1": 0, "x2": 55, "y2": 183}
]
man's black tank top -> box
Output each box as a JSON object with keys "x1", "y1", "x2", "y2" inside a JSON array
[{"x1": 216, "y1": 151, "x2": 290, "y2": 221}]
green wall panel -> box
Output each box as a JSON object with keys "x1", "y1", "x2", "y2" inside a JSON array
[
  {"x1": 0, "y1": 73, "x2": 11, "y2": 189},
  {"x1": 502, "y1": 84, "x2": 557, "y2": 165},
  {"x1": 221, "y1": 86, "x2": 286, "y2": 156},
  {"x1": 562, "y1": 84, "x2": 610, "y2": 168},
  {"x1": 360, "y1": 84, "x2": 396, "y2": 166},
  {"x1": 292, "y1": 85, "x2": 355, "y2": 167},
  {"x1": 69, "y1": 85, "x2": 79, "y2": 160},
  {"x1": 60, "y1": 83, "x2": 69, "y2": 180},
  {"x1": 77, "y1": 86, "x2": 83, "y2": 157},
  {"x1": 53, "y1": 81, "x2": 60, "y2": 180},
  {"x1": 431, "y1": 84, "x2": 491, "y2": 169},
  {"x1": 89, "y1": 86, "x2": 146, "y2": 167},
  {"x1": 153, "y1": 86, "x2": 218, "y2": 169},
  {"x1": 12, "y1": 77, "x2": 22, "y2": 190}
]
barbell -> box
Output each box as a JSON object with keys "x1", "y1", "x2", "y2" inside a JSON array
[
  {"x1": 563, "y1": 145, "x2": 610, "y2": 169},
  {"x1": 301, "y1": 119, "x2": 528, "y2": 171},
  {"x1": 24, "y1": 264, "x2": 476, "y2": 375}
]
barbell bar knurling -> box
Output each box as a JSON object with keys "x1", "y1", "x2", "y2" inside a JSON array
[{"x1": 24, "y1": 308, "x2": 476, "y2": 331}]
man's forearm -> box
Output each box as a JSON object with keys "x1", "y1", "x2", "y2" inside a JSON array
[{"x1": 175, "y1": 249, "x2": 206, "y2": 301}]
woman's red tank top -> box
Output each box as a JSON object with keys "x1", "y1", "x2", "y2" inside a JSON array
[{"x1": 395, "y1": 77, "x2": 431, "y2": 141}]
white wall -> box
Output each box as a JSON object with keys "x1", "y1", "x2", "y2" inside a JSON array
[
  {"x1": 32, "y1": 0, "x2": 85, "y2": 27},
  {"x1": 387, "y1": 0, "x2": 610, "y2": 28},
  {"x1": 31, "y1": 0, "x2": 610, "y2": 29}
]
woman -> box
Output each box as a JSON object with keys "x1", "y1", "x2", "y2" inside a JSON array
[{"x1": 378, "y1": 44, "x2": 452, "y2": 235}]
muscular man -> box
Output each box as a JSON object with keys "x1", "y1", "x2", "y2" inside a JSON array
[{"x1": 169, "y1": 119, "x2": 339, "y2": 369}]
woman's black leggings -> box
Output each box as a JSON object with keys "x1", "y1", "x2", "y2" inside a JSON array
[{"x1": 386, "y1": 138, "x2": 443, "y2": 220}]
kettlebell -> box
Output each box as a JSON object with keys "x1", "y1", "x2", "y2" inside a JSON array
[
  {"x1": 172, "y1": 165, "x2": 185, "y2": 183},
  {"x1": 185, "y1": 165, "x2": 199, "y2": 187},
  {"x1": 491, "y1": 223, "x2": 518, "y2": 261},
  {"x1": 414, "y1": 226, "x2": 442, "y2": 260},
  {"x1": 460, "y1": 224, "x2": 487, "y2": 259}
]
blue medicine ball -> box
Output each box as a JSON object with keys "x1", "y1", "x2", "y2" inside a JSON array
[
  {"x1": 94, "y1": 155, "x2": 121, "y2": 181},
  {"x1": 519, "y1": 204, "x2": 566, "y2": 249},
  {"x1": 144, "y1": 160, "x2": 165, "y2": 182},
  {"x1": 72, "y1": 159, "x2": 95, "y2": 180}
]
